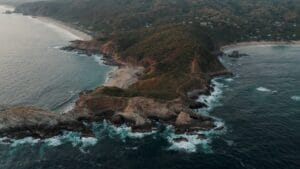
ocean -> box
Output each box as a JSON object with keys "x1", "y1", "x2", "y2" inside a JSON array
[
  {"x1": 0, "y1": 5, "x2": 112, "y2": 112},
  {"x1": 0, "y1": 5, "x2": 300, "y2": 169}
]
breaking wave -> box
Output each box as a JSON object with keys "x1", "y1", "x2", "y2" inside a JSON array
[
  {"x1": 291, "y1": 95, "x2": 300, "y2": 101},
  {"x1": 163, "y1": 78, "x2": 228, "y2": 153},
  {"x1": 0, "y1": 78, "x2": 228, "y2": 153},
  {"x1": 256, "y1": 87, "x2": 277, "y2": 93},
  {"x1": 197, "y1": 78, "x2": 227, "y2": 114}
]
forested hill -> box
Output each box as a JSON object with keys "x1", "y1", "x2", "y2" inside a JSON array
[{"x1": 16, "y1": 0, "x2": 300, "y2": 47}]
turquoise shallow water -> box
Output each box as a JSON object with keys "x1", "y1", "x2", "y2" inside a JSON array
[{"x1": 0, "y1": 5, "x2": 300, "y2": 169}]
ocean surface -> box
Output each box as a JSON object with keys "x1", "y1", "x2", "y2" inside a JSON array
[
  {"x1": 0, "y1": 5, "x2": 111, "y2": 112},
  {"x1": 0, "y1": 5, "x2": 300, "y2": 169}
]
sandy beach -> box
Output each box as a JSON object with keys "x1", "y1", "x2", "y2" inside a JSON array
[
  {"x1": 221, "y1": 40, "x2": 300, "y2": 52},
  {"x1": 0, "y1": 4, "x2": 92, "y2": 41},
  {"x1": 36, "y1": 17, "x2": 92, "y2": 41},
  {"x1": 35, "y1": 16, "x2": 144, "y2": 89},
  {"x1": 104, "y1": 66, "x2": 144, "y2": 89},
  {"x1": 3, "y1": 5, "x2": 142, "y2": 90}
]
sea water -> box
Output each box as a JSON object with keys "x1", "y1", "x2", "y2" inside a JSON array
[
  {"x1": 0, "y1": 6, "x2": 112, "y2": 111},
  {"x1": 0, "y1": 5, "x2": 300, "y2": 169}
]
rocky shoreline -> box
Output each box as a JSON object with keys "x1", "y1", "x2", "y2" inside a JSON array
[
  {"x1": 0, "y1": 38, "x2": 231, "y2": 141},
  {"x1": 0, "y1": 8, "x2": 232, "y2": 141}
]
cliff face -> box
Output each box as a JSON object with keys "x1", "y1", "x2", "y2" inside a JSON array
[
  {"x1": 74, "y1": 89, "x2": 217, "y2": 133},
  {"x1": 66, "y1": 25, "x2": 229, "y2": 101},
  {"x1": 0, "y1": 107, "x2": 90, "y2": 139},
  {"x1": 54, "y1": 25, "x2": 229, "y2": 136},
  {"x1": 0, "y1": 25, "x2": 228, "y2": 138},
  {"x1": 0, "y1": 0, "x2": 236, "y2": 139}
]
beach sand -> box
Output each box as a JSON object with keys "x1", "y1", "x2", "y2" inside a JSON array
[
  {"x1": 36, "y1": 17, "x2": 92, "y2": 41},
  {"x1": 34, "y1": 15, "x2": 142, "y2": 89},
  {"x1": 221, "y1": 41, "x2": 300, "y2": 52},
  {"x1": 104, "y1": 66, "x2": 144, "y2": 89}
]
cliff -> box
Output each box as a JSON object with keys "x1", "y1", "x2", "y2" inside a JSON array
[
  {"x1": 0, "y1": 25, "x2": 228, "y2": 139},
  {"x1": 5, "y1": 0, "x2": 299, "y2": 139}
]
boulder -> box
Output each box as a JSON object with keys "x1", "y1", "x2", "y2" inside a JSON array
[{"x1": 175, "y1": 112, "x2": 192, "y2": 126}]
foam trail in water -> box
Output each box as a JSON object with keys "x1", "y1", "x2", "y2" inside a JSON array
[
  {"x1": 256, "y1": 87, "x2": 277, "y2": 93},
  {"x1": 225, "y1": 78, "x2": 234, "y2": 82},
  {"x1": 291, "y1": 96, "x2": 300, "y2": 101},
  {"x1": 256, "y1": 87, "x2": 271, "y2": 92}
]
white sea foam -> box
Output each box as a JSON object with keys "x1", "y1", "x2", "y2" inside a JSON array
[
  {"x1": 62, "y1": 102, "x2": 75, "y2": 113},
  {"x1": 45, "y1": 131, "x2": 98, "y2": 148},
  {"x1": 92, "y1": 121, "x2": 156, "y2": 140},
  {"x1": 291, "y1": 96, "x2": 300, "y2": 101},
  {"x1": 81, "y1": 137, "x2": 98, "y2": 148},
  {"x1": 44, "y1": 137, "x2": 63, "y2": 147},
  {"x1": 256, "y1": 87, "x2": 271, "y2": 92},
  {"x1": 53, "y1": 45, "x2": 63, "y2": 49},
  {"x1": 10, "y1": 137, "x2": 40, "y2": 147},
  {"x1": 164, "y1": 78, "x2": 227, "y2": 153},
  {"x1": 167, "y1": 134, "x2": 211, "y2": 153},
  {"x1": 163, "y1": 125, "x2": 214, "y2": 153},
  {"x1": 0, "y1": 137, "x2": 10, "y2": 145},
  {"x1": 225, "y1": 78, "x2": 234, "y2": 82},
  {"x1": 92, "y1": 55, "x2": 105, "y2": 65},
  {"x1": 197, "y1": 78, "x2": 225, "y2": 114},
  {"x1": 104, "y1": 66, "x2": 118, "y2": 84},
  {"x1": 256, "y1": 87, "x2": 277, "y2": 93}
]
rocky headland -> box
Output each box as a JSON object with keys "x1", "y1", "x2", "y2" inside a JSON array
[
  {"x1": 6, "y1": 0, "x2": 300, "y2": 142},
  {"x1": 0, "y1": 25, "x2": 231, "y2": 140}
]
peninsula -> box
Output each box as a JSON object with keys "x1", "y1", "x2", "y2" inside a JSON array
[{"x1": 1, "y1": 0, "x2": 299, "y2": 140}]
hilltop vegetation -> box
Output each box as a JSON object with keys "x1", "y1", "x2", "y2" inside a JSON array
[
  {"x1": 15, "y1": 0, "x2": 300, "y2": 100},
  {"x1": 16, "y1": 0, "x2": 300, "y2": 45},
  {"x1": 3, "y1": 0, "x2": 299, "y2": 137}
]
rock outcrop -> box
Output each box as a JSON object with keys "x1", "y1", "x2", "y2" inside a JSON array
[
  {"x1": 74, "y1": 91, "x2": 216, "y2": 134},
  {"x1": 0, "y1": 107, "x2": 91, "y2": 139}
]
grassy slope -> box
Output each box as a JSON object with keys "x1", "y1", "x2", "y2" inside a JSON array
[{"x1": 15, "y1": 0, "x2": 300, "y2": 100}]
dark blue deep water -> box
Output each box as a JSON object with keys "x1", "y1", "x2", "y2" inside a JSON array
[{"x1": 0, "y1": 5, "x2": 300, "y2": 169}]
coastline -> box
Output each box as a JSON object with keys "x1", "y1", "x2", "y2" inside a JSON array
[
  {"x1": 34, "y1": 16, "x2": 140, "y2": 89},
  {"x1": 0, "y1": 4, "x2": 92, "y2": 41},
  {"x1": 35, "y1": 16, "x2": 92, "y2": 41},
  {"x1": 2, "y1": 5, "x2": 300, "y2": 151},
  {"x1": 221, "y1": 40, "x2": 300, "y2": 52}
]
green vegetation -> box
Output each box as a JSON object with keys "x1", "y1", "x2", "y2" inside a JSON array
[
  {"x1": 14, "y1": 0, "x2": 300, "y2": 100},
  {"x1": 95, "y1": 86, "x2": 179, "y2": 100},
  {"x1": 16, "y1": 0, "x2": 300, "y2": 44}
]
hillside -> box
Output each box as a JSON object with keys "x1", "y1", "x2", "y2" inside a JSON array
[
  {"x1": 3, "y1": 0, "x2": 298, "y2": 136},
  {"x1": 16, "y1": 0, "x2": 300, "y2": 45}
]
